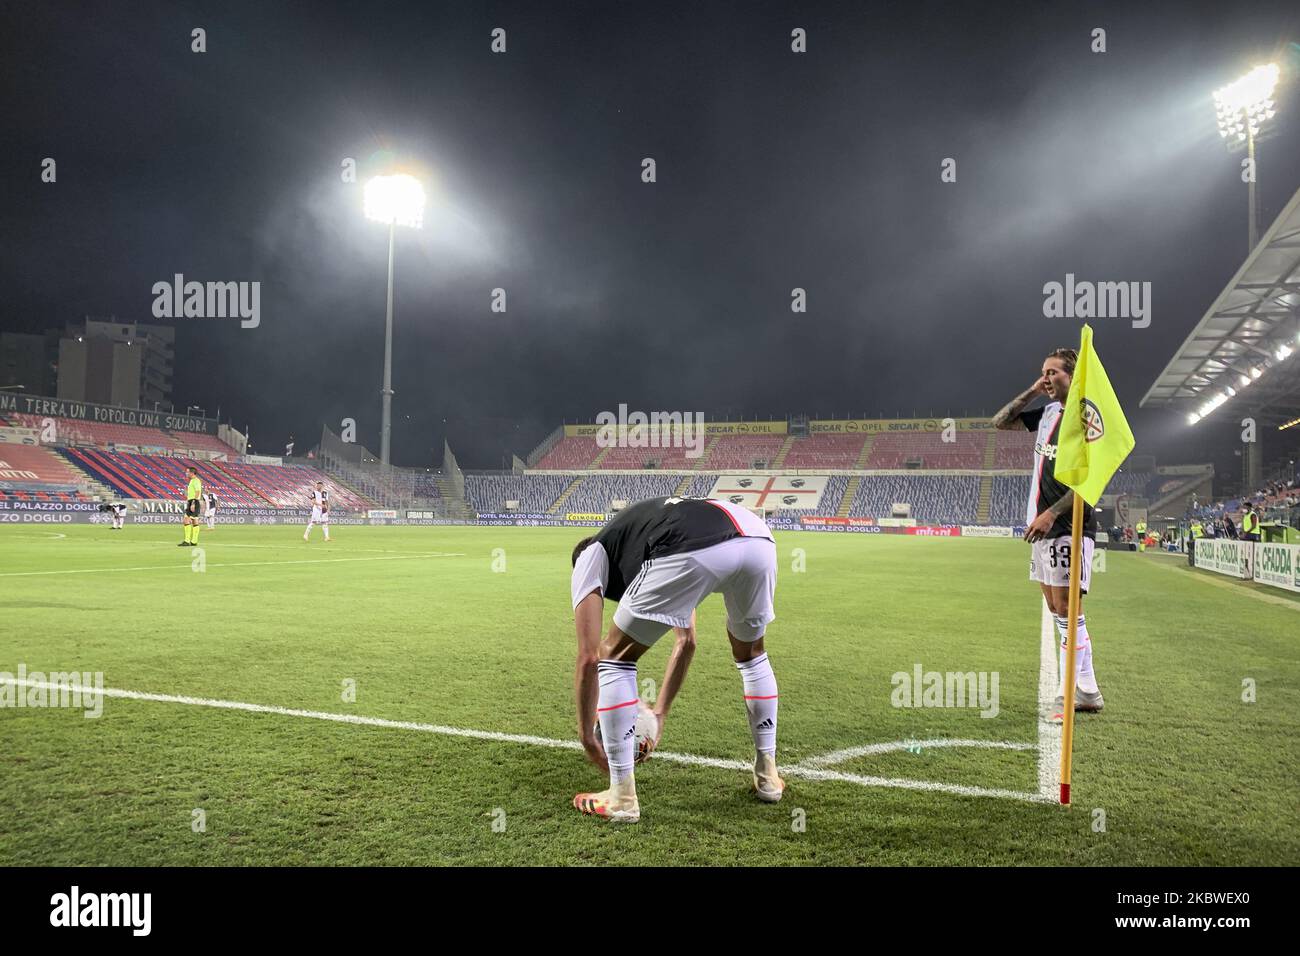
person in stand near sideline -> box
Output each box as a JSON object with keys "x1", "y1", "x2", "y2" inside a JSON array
[{"x1": 1240, "y1": 502, "x2": 1261, "y2": 543}]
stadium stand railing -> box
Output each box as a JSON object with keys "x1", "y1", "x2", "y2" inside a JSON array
[{"x1": 317, "y1": 424, "x2": 462, "y2": 515}]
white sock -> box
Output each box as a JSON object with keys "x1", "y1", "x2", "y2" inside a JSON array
[
  {"x1": 1075, "y1": 616, "x2": 1097, "y2": 694},
  {"x1": 737, "y1": 652, "x2": 778, "y2": 757},
  {"x1": 596, "y1": 660, "x2": 639, "y2": 785},
  {"x1": 304, "y1": 522, "x2": 313, "y2": 539},
  {"x1": 1054, "y1": 615, "x2": 1097, "y2": 696},
  {"x1": 323, "y1": 526, "x2": 330, "y2": 540}
]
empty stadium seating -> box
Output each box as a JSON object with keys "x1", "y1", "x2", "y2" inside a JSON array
[
  {"x1": 562, "y1": 474, "x2": 682, "y2": 513},
  {"x1": 992, "y1": 428, "x2": 1036, "y2": 468},
  {"x1": 218, "y1": 460, "x2": 371, "y2": 510},
  {"x1": 465, "y1": 474, "x2": 573, "y2": 514},
  {"x1": 61, "y1": 448, "x2": 369, "y2": 509},
  {"x1": 535, "y1": 437, "x2": 600, "y2": 470},
  {"x1": 863, "y1": 432, "x2": 985, "y2": 469},
  {"x1": 781, "y1": 434, "x2": 867, "y2": 469},
  {"x1": 703, "y1": 435, "x2": 787, "y2": 470},
  {"x1": 845, "y1": 475, "x2": 981, "y2": 524},
  {"x1": 0, "y1": 444, "x2": 92, "y2": 501},
  {"x1": 989, "y1": 475, "x2": 1031, "y2": 526},
  {"x1": 7, "y1": 413, "x2": 235, "y2": 457}
]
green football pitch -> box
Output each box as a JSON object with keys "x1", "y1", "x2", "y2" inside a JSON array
[{"x1": 1, "y1": 523, "x2": 1296, "y2": 866}]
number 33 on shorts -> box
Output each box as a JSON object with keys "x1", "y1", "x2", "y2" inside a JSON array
[{"x1": 1028, "y1": 536, "x2": 1094, "y2": 593}]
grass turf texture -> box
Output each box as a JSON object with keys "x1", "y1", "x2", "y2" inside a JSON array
[{"x1": 0, "y1": 524, "x2": 1295, "y2": 866}]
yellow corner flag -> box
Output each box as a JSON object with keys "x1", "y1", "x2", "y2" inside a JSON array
[
  {"x1": 1055, "y1": 324, "x2": 1136, "y2": 505},
  {"x1": 1053, "y1": 324, "x2": 1135, "y2": 805}
]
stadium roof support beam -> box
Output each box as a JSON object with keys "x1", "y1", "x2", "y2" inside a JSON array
[{"x1": 1141, "y1": 185, "x2": 1300, "y2": 424}]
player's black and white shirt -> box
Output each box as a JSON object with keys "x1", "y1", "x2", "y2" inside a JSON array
[
  {"x1": 1020, "y1": 402, "x2": 1096, "y2": 540},
  {"x1": 203, "y1": 492, "x2": 218, "y2": 511},
  {"x1": 312, "y1": 489, "x2": 328, "y2": 509},
  {"x1": 109, "y1": 503, "x2": 127, "y2": 516},
  {"x1": 571, "y1": 496, "x2": 773, "y2": 606}
]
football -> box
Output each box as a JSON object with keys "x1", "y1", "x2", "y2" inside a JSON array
[{"x1": 593, "y1": 703, "x2": 659, "y2": 763}]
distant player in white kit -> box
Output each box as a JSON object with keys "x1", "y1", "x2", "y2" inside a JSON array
[
  {"x1": 304, "y1": 481, "x2": 330, "y2": 542},
  {"x1": 993, "y1": 347, "x2": 1104, "y2": 721},
  {"x1": 569, "y1": 495, "x2": 781, "y2": 823},
  {"x1": 203, "y1": 491, "x2": 218, "y2": 530},
  {"x1": 108, "y1": 502, "x2": 127, "y2": 530}
]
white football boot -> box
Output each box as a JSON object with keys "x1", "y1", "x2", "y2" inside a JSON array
[
  {"x1": 573, "y1": 777, "x2": 640, "y2": 823},
  {"x1": 753, "y1": 752, "x2": 786, "y2": 803}
]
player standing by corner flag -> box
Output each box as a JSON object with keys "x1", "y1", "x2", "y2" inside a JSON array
[
  {"x1": 178, "y1": 465, "x2": 203, "y2": 547},
  {"x1": 1054, "y1": 324, "x2": 1135, "y2": 805}
]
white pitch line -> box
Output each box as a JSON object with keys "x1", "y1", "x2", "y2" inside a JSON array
[
  {"x1": 0, "y1": 679, "x2": 1049, "y2": 804},
  {"x1": 1037, "y1": 598, "x2": 1062, "y2": 801},
  {"x1": 801, "y1": 738, "x2": 1037, "y2": 766},
  {"x1": 0, "y1": 552, "x2": 465, "y2": 577}
]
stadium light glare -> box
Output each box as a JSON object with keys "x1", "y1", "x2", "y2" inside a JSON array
[
  {"x1": 363, "y1": 174, "x2": 426, "y2": 229},
  {"x1": 1251, "y1": 366, "x2": 1262, "y2": 379},
  {"x1": 1213, "y1": 63, "x2": 1281, "y2": 251},
  {"x1": 1277, "y1": 344, "x2": 1293, "y2": 361},
  {"x1": 363, "y1": 172, "x2": 427, "y2": 466},
  {"x1": 1213, "y1": 64, "x2": 1281, "y2": 121},
  {"x1": 1188, "y1": 413, "x2": 1200, "y2": 424},
  {"x1": 1239, "y1": 374, "x2": 1251, "y2": 387}
]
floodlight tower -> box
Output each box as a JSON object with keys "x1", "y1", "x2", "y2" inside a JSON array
[
  {"x1": 1213, "y1": 63, "x2": 1280, "y2": 252},
  {"x1": 363, "y1": 173, "x2": 426, "y2": 466}
]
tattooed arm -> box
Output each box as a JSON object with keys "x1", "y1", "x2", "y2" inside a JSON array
[
  {"x1": 992, "y1": 379, "x2": 1047, "y2": 430},
  {"x1": 1047, "y1": 489, "x2": 1075, "y2": 518}
]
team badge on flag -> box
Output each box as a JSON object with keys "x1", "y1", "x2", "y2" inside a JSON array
[{"x1": 1055, "y1": 324, "x2": 1135, "y2": 505}]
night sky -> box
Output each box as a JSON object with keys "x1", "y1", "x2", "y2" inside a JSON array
[{"x1": 3, "y1": 0, "x2": 1299, "y2": 476}]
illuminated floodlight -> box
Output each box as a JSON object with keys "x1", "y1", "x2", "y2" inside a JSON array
[
  {"x1": 364, "y1": 174, "x2": 426, "y2": 229},
  {"x1": 1188, "y1": 413, "x2": 1200, "y2": 425},
  {"x1": 1213, "y1": 64, "x2": 1281, "y2": 141},
  {"x1": 1251, "y1": 366, "x2": 1262, "y2": 379},
  {"x1": 1277, "y1": 344, "x2": 1293, "y2": 361}
]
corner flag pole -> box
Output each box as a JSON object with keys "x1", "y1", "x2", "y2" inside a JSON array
[
  {"x1": 1054, "y1": 323, "x2": 1135, "y2": 808},
  {"x1": 1058, "y1": 494, "x2": 1085, "y2": 806}
]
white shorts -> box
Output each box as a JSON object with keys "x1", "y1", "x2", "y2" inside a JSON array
[
  {"x1": 205, "y1": 509, "x2": 216, "y2": 519},
  {"x1": 1029, "y1": 536, "x2": 1093, "y2": 593},
  {"x1": 311, "y1": 507, "x2": 329, "y2": 523},
  {"x1": 613, "y1": 536, "x2": 777, "y2": 646}
]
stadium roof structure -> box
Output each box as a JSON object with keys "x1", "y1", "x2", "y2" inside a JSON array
[{"x1": 1142, "y1": 184, "x2": 1300, "y2": 424}]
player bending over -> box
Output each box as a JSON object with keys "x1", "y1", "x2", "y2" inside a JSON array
[
  {"x1": 569, "y1": 495, "x2": 781, "y2": 823},
  {"x1": 204, "y1": 491, "x2": 219, "y2": 530},
  {"x1": 178, "y1": 466, "x2": 203, "y2": 547},
  {"x1": 993, "y1": 347, "x2": 1104, "y2": 721},
  {"x1": 304, "y1": 481, "x2": 330, "y2": 541},
  {"x1": 108, "y1": 502, "x2": 127, "y2": 530}
]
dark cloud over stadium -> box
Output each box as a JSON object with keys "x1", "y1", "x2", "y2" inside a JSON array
[{"x1": 3, "y1": 0, "x2": 1299, "y2": 469}]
